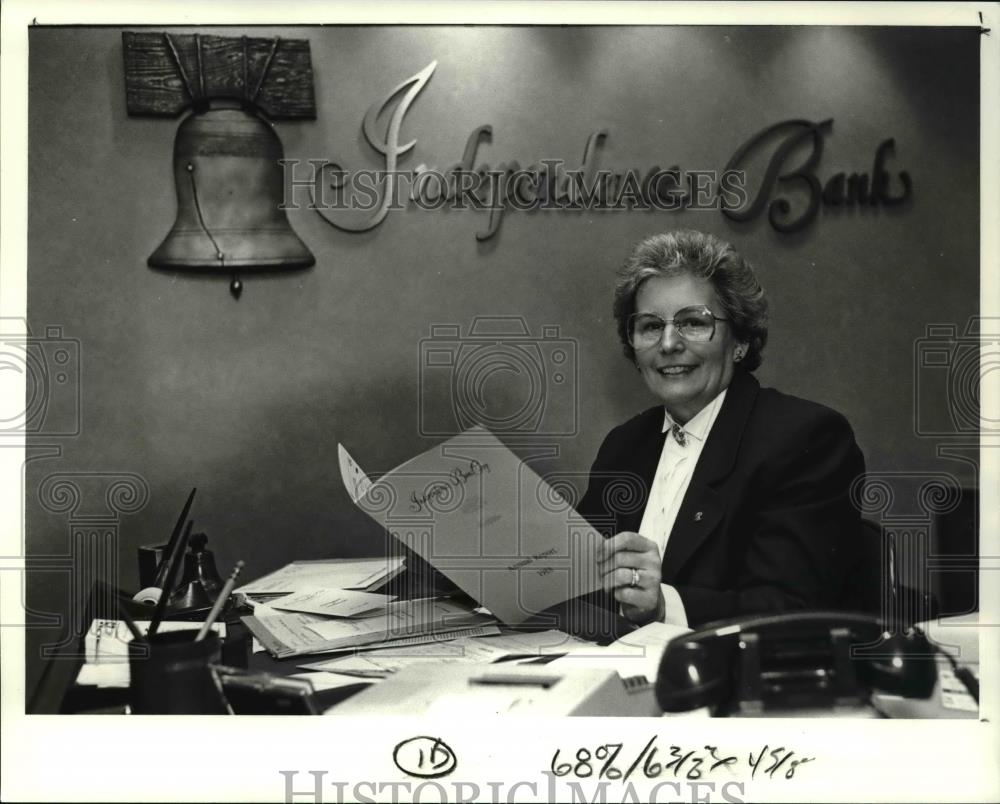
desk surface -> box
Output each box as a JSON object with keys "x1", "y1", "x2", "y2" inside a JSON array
[
  {"x1": 28, "y1": 577, "x2": 634, "y2": 714},
  {"x1": 30, "y1": 581, "x2": 981, "y2": 719}
]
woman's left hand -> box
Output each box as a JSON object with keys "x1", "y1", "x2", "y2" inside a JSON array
[{"x1": 596, "y1": 531, "x2": 665, "y2": 625}]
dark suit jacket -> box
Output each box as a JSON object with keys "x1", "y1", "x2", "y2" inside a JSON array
[{"x1": 577, "y1": 369, "x2": 866, "y2": 627}]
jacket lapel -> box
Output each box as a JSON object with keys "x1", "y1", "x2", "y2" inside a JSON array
[{"x1": 660, "y1": 370, "x2": 760, "y2": 583}]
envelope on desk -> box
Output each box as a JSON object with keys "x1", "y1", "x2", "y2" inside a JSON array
[
  {"x1": 268, "y1": 588, "x2": 395, "y2": 618},
  {"x1": 236, "y1": 557, "x2": 404, "y2": 597},
  {"x1": 342, "y1": 426, "x2": 603, "y2": 625}
]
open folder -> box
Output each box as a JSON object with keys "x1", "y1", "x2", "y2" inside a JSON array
[{"x1": 341, "y1": 427, "x2": 604, "y2": 625}]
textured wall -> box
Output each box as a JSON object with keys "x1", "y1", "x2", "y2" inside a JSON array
[{"x1": 24, "y1": 26, "x2": 979, "y2": 696}]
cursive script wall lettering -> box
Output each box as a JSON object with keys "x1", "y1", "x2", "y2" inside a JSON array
[
  {"x1": 289, "y1": 63, "x2": 912, "y2": 241},
  {"x1": 723, "y1": 120, "x2": 913, "y2": 233}
]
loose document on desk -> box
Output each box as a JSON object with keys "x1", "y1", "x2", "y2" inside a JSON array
[
  {"x1": 342, "y1": 426, "x2": 604, "y2": 625},
  {"x1": 300, "y1": 629, "x2": 591, "y2": 677},
  {"x1": 546, "y1": 621, "x2": 692, "y2": 684}
]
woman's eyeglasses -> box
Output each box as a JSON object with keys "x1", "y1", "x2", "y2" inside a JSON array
[{"x1": 628, "y1": 306, "x2": 728, "y2": 347}]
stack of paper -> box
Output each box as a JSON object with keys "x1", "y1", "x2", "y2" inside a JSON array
[
  {"x1": 235, "y1": 557, "x2": 405, "y2": 603},
  {"x1": 244, "y1": 597, "x2": 497, "y2": 659},
  {"x1": 301, "y1": 624, "x2": 503, "y2": 657}
]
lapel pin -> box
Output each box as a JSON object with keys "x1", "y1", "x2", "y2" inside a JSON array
[{"x1": 694, "y1": 511, "x2": 703, "y2": 521}]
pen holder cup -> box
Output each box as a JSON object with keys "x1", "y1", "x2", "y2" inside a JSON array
[
  {"x1": 128, "y1": 630, "x2": 227, "y2": 714},
  {"x1": 221, "y1": 626, "x2": 251, "y2": 669}
]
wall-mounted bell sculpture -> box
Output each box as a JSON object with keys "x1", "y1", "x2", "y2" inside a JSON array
[
  {"x1": 148, "y1": 103, "x2": 315, "y2": 297},
  {"x1": 123, "y1": 32, "x2": 317, "y2": 298}
]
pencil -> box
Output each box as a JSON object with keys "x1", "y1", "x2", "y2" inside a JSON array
[
  {"x1": 154, "y1": 487, "x2": 197, "y2": 588},
  {"x1": 195, "y1": 561, "x2": 245, "y2": 642},
  {"x1": 148, "y1": 519, "x2": 192, "y2": 637},
  {"x1": 117, "y1": 599, "x2": 145, "y2": 642}
]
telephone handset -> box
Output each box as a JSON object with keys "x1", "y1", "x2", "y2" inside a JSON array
[{"x1": 655, "y1": 611, "x2": 938, "y2": 715}]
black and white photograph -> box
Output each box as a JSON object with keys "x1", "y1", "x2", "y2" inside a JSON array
[{"x1": 1, "y1": 2, "x2": 997, "y2": 802}]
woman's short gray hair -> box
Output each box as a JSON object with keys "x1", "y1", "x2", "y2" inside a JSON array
[{"x1": 613, "y1": 230, "x2": 769, "y2": 371}]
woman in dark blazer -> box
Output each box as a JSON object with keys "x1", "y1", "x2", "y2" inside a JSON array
[{"x1": 580, "y1": 230, "x2": 866, "y2": 628}]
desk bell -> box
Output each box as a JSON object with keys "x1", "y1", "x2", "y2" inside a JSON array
[{"x1": 171, "y1": 531, "x2": 224, "y2": 610}]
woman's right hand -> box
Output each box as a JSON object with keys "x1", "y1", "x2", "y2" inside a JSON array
[{"x1": 595, "y1": 531, "x2": 665, "y2": 625}]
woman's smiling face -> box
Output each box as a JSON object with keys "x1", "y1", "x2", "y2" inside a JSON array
[{"x1": 632, "y1": 273, "x2": 744, "y2": 424}]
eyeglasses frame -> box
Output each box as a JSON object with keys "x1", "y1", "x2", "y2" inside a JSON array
[{"x1": 627, "y1": 305, "x2": 730, "y2": 348}]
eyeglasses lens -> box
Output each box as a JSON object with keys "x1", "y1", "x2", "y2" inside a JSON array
[{"x1": 630, "y1": 307, "x2": 715, "y2": 347}]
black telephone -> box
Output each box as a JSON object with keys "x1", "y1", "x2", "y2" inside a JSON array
[{"x1": 655, "y1": 611, "x2": 939, "y2": 715}]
